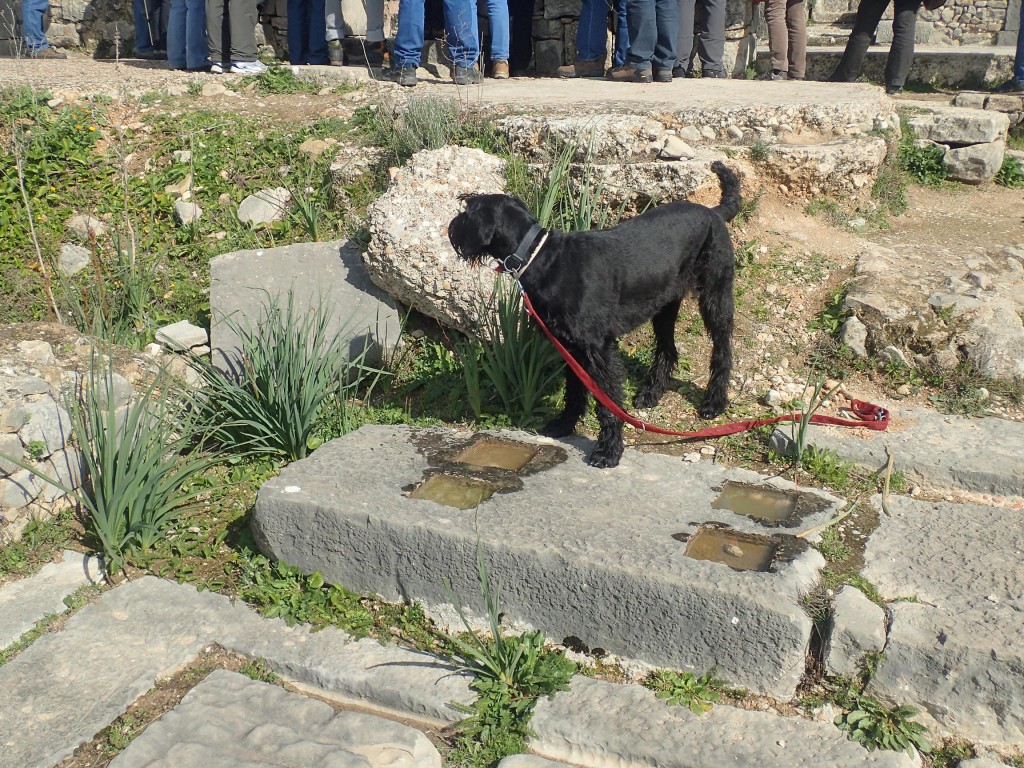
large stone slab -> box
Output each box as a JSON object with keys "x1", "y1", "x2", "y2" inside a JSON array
[
  {"x1": 0, "y1": 577, "x2": 472, "y2": 768},
  {"x1": 109, "y1": 670, "x2": 442, "y2": 768},
  {"x1": 862, "y1": 496, "x2": 1024, "y2": 746},
  {"x1": 787, "y1": 406, "x2": 1024, "y2": 498},
  {"x1": 530, "y1": 676, "x2": 919, "y2": 768},
  {"x1": 251, "y1": 424, "x2": 844, "y2": 698},
  {"x1": 209, "y1": 240, "x2": 402, "y2": 374},
  {"x1": 908, "y1": 108, "x2": 1010, "y2": 145},
  {"x1": 0, "y1": 550, "x2": 102, "y2": 648}
]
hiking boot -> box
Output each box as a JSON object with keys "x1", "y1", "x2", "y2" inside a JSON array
[
  {"x1": 702, "y1": 69, "x2": 727, "y2": 78},
  {"x1": 653, "y1": 67, "x2": 673, "y2": 83},
  {"x1": 608, "y1": 63, "x2": 652, "y2": 83},
  {"x1": 453, "y1": 64, "x2": 483, "y2": 84},
  {"x1": 885, "y1": 84, "x2": 903, "y2": 95},
  {"x1": 556, "y1": 58, "x2": 604, "y2": 78},
  {"x1": 328, "y1": 39, "x2": 344, "y2": 65},
  {"x1": 492, "y1": 59, "x2": 509, "y2": 79},
  {"x1": 365, "y1": 40, "x2": 386, "y2": 67},
  {"x1": 388, "y1": 65, "x2": 417, "y2": 86},
  {"x1": 767, "y1": 69, "x2": 787, "y2": 81},
  {"x1": 31, "y1": 47, "x2": 67, "y2": 59}
]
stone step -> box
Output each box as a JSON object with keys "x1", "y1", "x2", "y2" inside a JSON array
[
  {"x1": 252, "y1": 424, "x2": 848, "y2": 699},
  {"x1": 0, "y1": 549, "x2": 103, "y2": 649},
  {"x1": 756, "y1": 45, "x2": 1016, "y2": 89}
]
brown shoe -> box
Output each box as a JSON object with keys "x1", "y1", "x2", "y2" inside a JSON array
[
  {"x1": 556, "y1": 58, "x2": 604, "y2": 79},
  {"x1": 492, "y1": 60, "x2": 509, "y2": 79},
  {"x1": 607, "y1": 63, "x2": 652, "y2": 83},
  {"x1": 31, "y1": 47, "x2": 67, "y2": 59}
]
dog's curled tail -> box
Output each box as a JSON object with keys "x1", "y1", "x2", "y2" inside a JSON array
[{"x1": 710, "y1": 161, "x2": 743, "y2": 223}]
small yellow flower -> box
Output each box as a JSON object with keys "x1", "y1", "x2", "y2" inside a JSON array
[{"x1": 88, "y1": 126, "x2": 96, "y2": 132}]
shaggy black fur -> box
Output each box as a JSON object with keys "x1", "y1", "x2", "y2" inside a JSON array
[{"x1": 448, "y1": 161, "x2": 742, "y2": 469}]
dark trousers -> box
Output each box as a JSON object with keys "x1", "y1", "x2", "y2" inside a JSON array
[
  {"x1": 831, "y1": 0, "x2": 921, "y2": 89},
  {"x1": 287, "y1": 0, "x2": 328, "y2": 64}
]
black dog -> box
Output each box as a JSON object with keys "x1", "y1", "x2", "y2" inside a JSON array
[{"x1": 448, "y1": 161, "x2": 741, "y2": 469}]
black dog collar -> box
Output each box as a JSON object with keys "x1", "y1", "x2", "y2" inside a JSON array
[{"x1": 500, "y1": 223, "x2": 546, "y2": 278}]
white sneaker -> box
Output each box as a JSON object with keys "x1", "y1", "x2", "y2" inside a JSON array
[
  {"x1": 230, "y1": 60, "x2": 268, "y2": 74},
  {"x1": 210, "y1": 61, "x2": 223, "y2": 74}
]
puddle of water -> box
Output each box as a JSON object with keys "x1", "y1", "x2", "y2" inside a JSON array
[
  {"x1": 683, "y1": 527, "x2": 777, "y2": 572},
  {"x1": 454, "y1": 439, "x2": 539, "y2": 471},
  {"x1": 409, "y1": 475, "x2": 499, "y2": 510},
  {"x1": 712, "y1": 482, "x2": 800, "y2": 524}
]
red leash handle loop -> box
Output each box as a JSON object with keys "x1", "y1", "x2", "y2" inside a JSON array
[{"x1": 518, "y1": 285, "x2": 890, "y2": 439}]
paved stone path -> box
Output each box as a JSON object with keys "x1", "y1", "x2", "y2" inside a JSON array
[{"x1": 1, "y1": 565, "x2": 919, "y2": 768}]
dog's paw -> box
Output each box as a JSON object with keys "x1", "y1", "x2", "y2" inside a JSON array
[
  {"x1": 697, "y1": 398, "x2": 728, "y2": 419},
  {"x1": 633, "y1": 389, "x2": 661, "y2": 409},
  {"x1": 539, "y1": 420, "x2": 576, "y2": 438},
  {"x1": 587, "y1": 443, "x2": 623, "y2": 469}
]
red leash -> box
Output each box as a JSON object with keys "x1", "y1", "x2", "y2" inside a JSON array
[{"x1": 517, "y1": 287, "x2": 890, "y2": 439}]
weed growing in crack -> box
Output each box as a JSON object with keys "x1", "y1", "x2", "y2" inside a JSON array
[
  {"x1": 443, "y1": 542, "x2": 575, "y2": 765},
  {"x1": 814, "y1": 527, "x2": 851, "y2": 563},
  {"x1": 835, "y1": 696, "x2": 931, "y2": 757},
  {"x1": 646, "y1": 669, "x2": 724, "y2": 715}
]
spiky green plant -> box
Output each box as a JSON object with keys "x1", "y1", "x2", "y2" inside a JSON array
[{"x1": 195, "y1": 290, "x2": 382, "y2": 461}]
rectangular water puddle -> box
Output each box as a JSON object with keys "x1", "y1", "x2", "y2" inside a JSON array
[
  {"x1": 409, "y1": 475, "x2": 498, "y2": 510},
  {"x1": 454, "y1": 439, "x2": 539, "y2": 471},
  {"x1": 712, "y1": 482, "x2": 800, "y2": 524},
  {"x1": 683, "y1": 527, "x2": 778, "y2": 572}
]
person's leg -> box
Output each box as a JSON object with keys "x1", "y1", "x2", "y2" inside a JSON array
[
  {"x1": 206, "y1": 0, "x2": 226, "y2": 64},
  {"x1": 884, "y1": 0, "x2": 919, "y2": 90},
  {"x1": 287, "y1": 0, "x2": 308, "y2": 62},
  {"x1": 1014, "y1": 0, "x2": 1024, "y2": 85},
  {"x1": 157, "y1": 0, "x2": 170, "y2": 49},
  {"x1": 696, "y1": 0, "x2": 725, "y2": 75},
  {"x1": 830, "y1": 0, "x2": 887, "y2": 81},
  {"x1": 508, "y1": 0, "x2": 533, "y2": 70},
  {"x1": 442, "y1": 0, "x2": 479, "y2": 67},
  {"x1": 651, "y1": 0, "x2": 677, "y2": 71},
  {"x1": 486, "y1": 0, "x2": 509, "y2": 61},
  {"x1": 167, "y1": 0, "x2": 186, "y2": 66},
  {"x1": 675, "y1": 0, "x2": 695, "y2": 72},
  {"x1": 184, "y1": 0, "x2": 209, "y2": 67},
  {"x1": 393, "y1": 0, "x2": 426, "y2": 66},
  {"x1": 612, "y1": 0, "x2": 629, "y2": 66},
  {"x1": 623, "y1": 0, "x2": 654, "y2": 69},
  {"x1": 785, "y1": 0, "x2": 805, "y2": 78},
  {"x1": 763, "y1": 0, "x2": 788, "y2": 75},
  {"x1": 21, "y1": 0, "x2": 50, "y2": 51},
  {"x1": 134, "y1": 0, "x2": 156, "y2": 52},
  {"x1": 365, "y1": 0, "x2": 386, "y2": 40},
  {"x1": 574, "y1": 0, "x2": 607, "y2": 61},
  {"x1": 324, "y1": 0, "x2": 341, "y2": 41},
  {"x1": 229, "y1": 0, "x2": 259, "y2": 61},
  {"x1": 307, "y1": 0, "x2": 329, "y2": 63}
]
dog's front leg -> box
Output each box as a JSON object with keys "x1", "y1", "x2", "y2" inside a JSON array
[
  {"x1": 586, "y1": 341, "x2": 627, "y2": 469},
  {"x1": 540, "y1": 358, "x2": 589, "y2": 438}
]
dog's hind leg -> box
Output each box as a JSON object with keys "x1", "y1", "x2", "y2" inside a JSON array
[
  {"x1": 540, "y1": 354, "x2": 590, "y2": 438},
  {"x1": 696, "y1": 247, "x2": 734, "y2": 419},
  {"x1": 587, "y1": 339, "x2": 627, "y2": 468},
  {"x1": 634, "y1": 300, "x2": 682, "y2": 409}
]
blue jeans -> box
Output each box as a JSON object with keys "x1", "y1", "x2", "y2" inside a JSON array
[
  {"x1": 394, "y1": 0, "x2": 479, "y2": 68},
  {"x1": 134, "y1": 0, "x2": 168, "y2": 52},
  {"x1": 576, "y1": 0, "x2": 628, "y2": 67},
  {"x1": 626, "y1": 0, "x2": 678, "y2": 70},
  {"x1": 21, "y1": 0, "x2": 50, "y2": 51},
  {"x1": 479, "y1": 0, "x2": 510, "y2": 60},
  {"x1": 167, "y1": 0, "x2": 209, "y2": 68},
  {"x1": 287, "y1": 0, "x2": 329, "y2": 63},
  {"x1": 1014, "y1": 0, "x2": 1024, "y2": 85}
]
